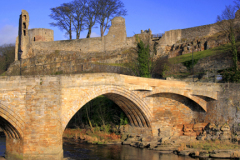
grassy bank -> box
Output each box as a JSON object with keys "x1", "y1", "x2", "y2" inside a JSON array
[
  {"x1": 169, "y1": 42, "x2": 240, "y2": 64},
  {"x1": 63, "y1": 128, "x2": 122, "y2": 144}
]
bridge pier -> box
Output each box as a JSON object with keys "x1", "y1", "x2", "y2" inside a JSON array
[
  {"x1": 4, "y1": 128, "x2": 63, "y2": 160},
  {"x1": 5, "y1": 137, "x2": 23, "y2": 160},
  {"x1": 4, "y1": 125, "x2": 63, "y2": 160}
]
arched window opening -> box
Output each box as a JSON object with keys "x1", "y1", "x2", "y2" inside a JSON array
[
  {"x1": 23, "y1": 30, "x2": 26, "y2": 36},
  {"x1": 34, "y1": 37, "x2": 35, "y2": 41},
  {"x1": 23, "y1": 23, "x2": 26, "y2": 29}
]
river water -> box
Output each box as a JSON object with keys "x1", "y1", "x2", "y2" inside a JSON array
[{"x1": 0, "y1": 137, "x2": 230, "y2": 160}]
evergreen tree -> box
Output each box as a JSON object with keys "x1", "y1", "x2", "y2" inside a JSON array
[{"x1": 137, "y1": 40, "x2": 151, "y2": 78}]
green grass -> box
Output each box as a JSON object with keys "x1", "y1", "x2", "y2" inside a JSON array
[
  {"x1": 0, "y1": 72, "x2": 6, "y2": 76},
  {"x1": 169, "y1": 42, "x2": 238, "y2": 64}
]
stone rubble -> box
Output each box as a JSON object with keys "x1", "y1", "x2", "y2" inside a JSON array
[{"x1": 122, "y1": 123, "x2": 240, "y2": 159}]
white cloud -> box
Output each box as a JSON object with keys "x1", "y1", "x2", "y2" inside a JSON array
[{"x1": 0, "y1": 25, "x2": 18, "y2": 46}]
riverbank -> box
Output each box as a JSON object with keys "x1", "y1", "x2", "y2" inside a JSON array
[
  {"x1": 63, "y1": 128, "x2": 122, "y2": 145},
  {"x1": 123, "y1": 138, "x2": 240, "y2": 159},
  {"x1": 122, "y1": 123, "x2": 240, "y2": 159},
  {"x1": 64, "y1": 123, "x2": 240, "y2": 159}
]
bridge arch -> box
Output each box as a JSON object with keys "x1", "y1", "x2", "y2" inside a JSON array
[
  {"x1": 0, "y1": 101, "x2": 24, "y2": 139},
  {"x1": 62, "y1": 85, "x2": 153, "y2": 131},
  {"x1": 143, "y1": 89, "x2": 217, "y2": 112}
]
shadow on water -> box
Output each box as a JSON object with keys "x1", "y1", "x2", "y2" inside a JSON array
[
  {"x1": 0, "y1": 134, "x2": 6, "y2": 157},
  {"x1": 0, "y1": 137, "x2": 232, "y2": 160},
  {"x1": 63, "y1": 139, "x2": 232, "y2": 160},
  {"x1": 63, "y1": 139, "x2": 198, "y2": 160}
]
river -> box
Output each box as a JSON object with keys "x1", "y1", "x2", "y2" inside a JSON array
[{"x1": 0, "y1": 137, "x2": 230, "y2": 160}]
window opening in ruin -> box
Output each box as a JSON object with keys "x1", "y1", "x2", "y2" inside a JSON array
[
  {"x1": 23, "y1": 30, "x2": 26, "y2": 36},
  {"x1": 23, "y1": 15, "x2": 26, "y2": 21},
  {"x1": 204, "y1": 41, "x2": 208, "y2": 50},
  {"x1": 23, "y1": 23, "x2": 26, "y2": 29},
  {"x1": 34, "y1": 37, "x2": 35, "y2": 41}
]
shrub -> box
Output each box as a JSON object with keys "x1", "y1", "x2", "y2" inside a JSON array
[
  {"x1": 182, "y1": 59, "x2": 199, "y2": 71},
  {"x1": 222, "y1": 67, "x2": 240, "y2": 82}
]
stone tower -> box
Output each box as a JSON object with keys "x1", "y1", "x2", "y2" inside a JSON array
[
  {"x1": 15, "y1": 10, "x2": 29, "y2": 61},
  {"x1": 104, "y1": 17, "x2": 127, "y2": 51}
]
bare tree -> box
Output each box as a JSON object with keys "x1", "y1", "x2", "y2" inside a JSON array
[
  {"x1": 49, "y1": 3, "x2": 74, "y2": 40},
  {"x1": 72, "y1": 0, "x2": 88, "y2": 39},
  {"x1": 217, "y1": 5, "x2": 239, "y2": 70},
  {"x1": 96, "y1": 0, "x2": 127, "y2": 37},
  {"x1": 85, "y1": 0, "x2": 99, "y2": 38},
  {"x1": 234, "y1": 0, "x2": 240, "y2": 9}
]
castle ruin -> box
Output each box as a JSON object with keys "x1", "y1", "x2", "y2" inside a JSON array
[
  {"x1": 15, "y1": 10, "x2": 153, "y2": 62},
  {"x1": 10, "y1": 9, "x2": 240, "y2": 76}
]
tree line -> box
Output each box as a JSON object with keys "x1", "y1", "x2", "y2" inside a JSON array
[
  {"x1": 0, "y1": 44, "x2": 15, "y2": 75},
  {"x1": 216, "y1": 0, "x2": 240, "y2": 82},
  {"x1": 49, "y1": 0, "x2": 127, "y2": 39}
]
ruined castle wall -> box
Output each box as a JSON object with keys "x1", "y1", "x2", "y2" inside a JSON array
[
  {"x1": 28, "y1": 28, "x2": 54, "y2": 42},
  {"x1": 181, "y1": 23, "x2": 219, "y2": 41},
  {"x1": 27, "y1": 17, "x2": 135, "y2": 57},
  {"x1": 158, "y1": 29, "x2": 182, "y2": 46},
  {"x1": 31, "y1": 37, "x2": 104, "y2": 53},
  {"x1": 15, "y1": 10, "x2": 30, "y2": 60},
  {"x1": 104, "y1": 17, "x2": 127, "y2": 50},
  {"x1": 126, "y1": 37, "x2": 136, "y2": 47},
  {"x1": 159, "y1": 23, "x2": 220, "y2": 46}
]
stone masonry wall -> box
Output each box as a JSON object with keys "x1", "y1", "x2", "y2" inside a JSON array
[
  {"x1": 150, "y1": 93, "x2": 205, "y2": 137},
  {"x1": 198, "y1": 83, "x2": 240, "y2": 131},
  {"x1": 7, "y1": 47, "x2": 136, "y2": 76},
  {"x1": 24, "y1": 16, "x2": 137, "y2": 59},
  {"x1": 28, "y1": 28, "x2": 54, "y2": 42},
  {"x1": 159, "y1": 23, "x2": 219, "y2": 46}
]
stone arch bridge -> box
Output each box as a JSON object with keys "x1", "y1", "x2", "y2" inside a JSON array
[{"x1": 0, "y1": 73, "x2": 220, "y2": 160}]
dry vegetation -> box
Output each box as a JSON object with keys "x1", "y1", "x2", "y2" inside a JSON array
[
  {"x1": 188, "y1": 140, "x2": 240, "y2": 151},
  {"x1": 63, "y1": 128, "x2": 122, "y2": 144}
]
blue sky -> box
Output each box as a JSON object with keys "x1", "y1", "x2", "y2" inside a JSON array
[{"x1": 0, "y1": 0, "x2": 235, "y2": 45}]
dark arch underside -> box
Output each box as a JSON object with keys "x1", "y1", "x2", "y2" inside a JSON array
[
  {"x1": 0, "y1": 116, "x2": 21, "y2": 139},
  {"x1": 104, "y1": 93, "x2": 150, "y2": 128}
]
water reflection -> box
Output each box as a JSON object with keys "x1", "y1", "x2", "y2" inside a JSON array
[
  {"x1": 0, "y1": 137, "x2": 232, "y2": 160},
  {"x1": 63, "y1": 140, "x2": 197, "y2": 160},
  {"x1": 0, "y1": 137, "x2": 6, "y2": 157}
]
